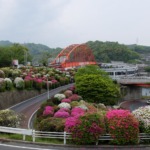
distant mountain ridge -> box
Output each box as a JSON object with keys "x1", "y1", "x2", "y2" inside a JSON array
[{"x1": 0, "y1": 40, "x2": 150, "y2": 64}]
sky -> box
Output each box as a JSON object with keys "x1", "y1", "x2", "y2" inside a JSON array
[{"x1": 0, "y1": 0, "x2": 150, "y2": 48}]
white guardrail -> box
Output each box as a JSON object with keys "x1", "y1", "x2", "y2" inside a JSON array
[{"x1": 0, "y1": 126, "x2": 150, "y2": 145}]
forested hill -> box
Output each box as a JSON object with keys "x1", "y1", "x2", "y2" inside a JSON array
[
  {"x1": 86, "y1": 41, "x2": 141, "y2": 63},
  {"x1": 127, "y1": 44, "x2": 150, "y2": 54},
  {"x1": 0, "y1": 40, "x2": 150, "y2": 65}
]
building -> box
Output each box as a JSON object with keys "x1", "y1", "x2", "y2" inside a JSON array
[{"x1": 100, "y1": 61, "x2": 138, "y2": 80}]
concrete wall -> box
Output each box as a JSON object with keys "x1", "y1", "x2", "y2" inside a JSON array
[
  {"x1": 0, "y1": 89, "x2": 46, "y2": 110},
  {"x1": 121, "y1": 86, "x2": 142, "y2": 100}
]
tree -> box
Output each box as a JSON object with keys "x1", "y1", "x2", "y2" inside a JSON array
[{"x1": 75, "y1": 65, "x2": 120, "y2": 105}]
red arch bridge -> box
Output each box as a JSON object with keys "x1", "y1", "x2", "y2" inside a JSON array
[{"x1": 50, "y1": 44, "x2": 97, "y2": 69}]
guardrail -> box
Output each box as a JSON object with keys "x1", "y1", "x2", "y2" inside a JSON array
[
  {"x1": 0, "y1": 126, "x2": 32, "y2": 141},
  {"x1": 0, "y1": 126, "x2": 150, "y2": 145}
]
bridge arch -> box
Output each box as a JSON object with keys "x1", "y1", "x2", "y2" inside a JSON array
[{"x1": 51, "y1": 44, "x2": 97, "y2": 69}]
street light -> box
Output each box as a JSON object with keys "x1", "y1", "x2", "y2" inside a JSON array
[{"x1": 47, "y1": 78, "x2": 50, "y2": 99}]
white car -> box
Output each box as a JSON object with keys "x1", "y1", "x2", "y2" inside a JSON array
[{"x1": 147, "y1": 100, "x2": 150, "y2": 104}]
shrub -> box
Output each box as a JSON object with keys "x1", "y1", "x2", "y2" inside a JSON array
[
  {"x1": 69, "y1": 94, "x2": 82, "y2": 101},
  {"x1": 65, "y1": 113, "x2": 105, "y2": 145},
  {"x1": 75, "y1": 65, "x2": 120, "y2": 105},
  {"x1": 54, "y1": 94, "x2": 66, "y2": 101},
  {"x1": 54, "y1": 111, "x2": 70, "y2": 118},
  {"x1": 34, "y1": 78, "x2": 43, "y2": 90},
  {"x1": 24, "y1": 79, "x2": 33, "y2": 89},
  {"x1": 4, "y1": 78, "x2": 12, "y2": 90},
  {"x1": 64, "y1": 90, "x2": 73, "y2": 98},
  {"x1": 0, "y1": 70, "x2": 5, "y2": 78},
  {"x1": 38, "y1": 117, "x2": 65, "y2": 132},
  {"x1": 132, "y1": 106, "x2": 150, "y2": 134},
  {"x1": 0, "y1": 78, "x2": 6, "y2": 92},
  {"x1": 70, "y1": 101, "x2": 79, "y2": 108},
  {"x1": 106, "y1": 109, "x2": 139, "y2": 145},
  {"x1": 14, "y1": 77, "x2": 25, "y2": 90},
  {"x1": 58, "y1": 102, "x2": 71, "y2": 109},
  {"x1": 71, "y1": 107, "x2": 85, "y2": 117},
  {"x1": 61, "y1": 98, "x2": 71, "y2": 103},
  {"x1": 43, "y1": 106, "x2": 54, "y2": 116},
  {"x1": 0, "y1": 109, "x2": 21, "y2": 127}
]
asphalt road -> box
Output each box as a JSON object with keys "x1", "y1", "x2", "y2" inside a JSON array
[
  {"x1": 0, "y1": 141, "x2": 149, "y2": 150},
  {"x1": 10, "y1": 83, "x2": 74, "y2": 128},
  {"x1": 120, "y1": 99, "x2": 149, "y2": 111}
]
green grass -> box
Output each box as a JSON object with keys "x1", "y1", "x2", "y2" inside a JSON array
[{"x1": 0, "y1": 133, "x2": 67, "y2": 144}]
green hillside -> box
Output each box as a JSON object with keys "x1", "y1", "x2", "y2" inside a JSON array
[
  {"x1": 0, "y1": 40, "x2": 150, "y2": 66},
  {"x1": 86, "y1": 41, "x2": 141, "y2": 63}
]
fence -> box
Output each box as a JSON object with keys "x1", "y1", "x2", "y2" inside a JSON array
[{"x1": 0, "y1": 126, "x2": 150, "y2": 145}]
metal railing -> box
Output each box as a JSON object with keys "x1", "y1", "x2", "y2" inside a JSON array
[{"x1": 0, "y1": 126, "x2": 149, "y2": 145}]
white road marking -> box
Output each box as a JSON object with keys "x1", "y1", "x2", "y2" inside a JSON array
[{"x1": 0, "y1": 143, "x2": 57, "y2": 150}]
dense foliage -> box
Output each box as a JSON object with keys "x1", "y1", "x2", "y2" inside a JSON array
[
  {"x1": 65, "y1": 113, "x2": 105, "y2": 145},
  {"x1": 0, "y1": 66, "x2": 74, "y2": 92},
  {"x1": 132, "y1": 106, "x2": 150, "y2": 134},
  {"x1": 86, "y1": 41, "x2": 141, "y2": 63},
  {"x1": 75, "y1": 65, "x2": 120, "y2": 105},
  {"x1": 0, "y1": 109, "x2": 21, "y2": 127},
  {"x1": 106, "y1": 109, "x2": 139, "y2": 145},
  {"x1": 0, "y1": 44, "x2": 30, "y2": 67}
]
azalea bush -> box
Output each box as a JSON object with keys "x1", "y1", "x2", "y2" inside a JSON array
[
  {"x1": 34, "y1": 78, "x2": 43, "y2": 90},
  {"x1": 58, "y1": 102, "x2": 71, "y2": 109},
  {"x1": 38, "y1": 117, "x2": 65, "y2": 132},
  {"x1": 54, "y1": 110, "x2": 70, "y2": 118},
  {"x1": 106, "y1": 109, "x2": 139, "y2": 145},
  {"x1": 4, "y1": 78, "x2": 13, "y2": 90},
  {"x1": 14, "y1": 77, "x2": 25, "y2": 89},
  {"x1": 54, "y1": 94, "x2": 66, "y2": 101},
  {"x1": 43, "y1": 106, "x2": 54, "y2": 116},
  {"x1": 0, "y1": 78, "x2": 6, "y2": 92},
  {"x1": 0, "y1": 70, "x2": 5, "y2": 78},
  {"x1": 0, "y1": 109, "x2": 21, "y2": 127},
  {"x1": 132, "y1": 106, "x2": 150, "y2": 134},
  {"x1": 65, "y1": 113, "x2": 105, "y2": 145}
]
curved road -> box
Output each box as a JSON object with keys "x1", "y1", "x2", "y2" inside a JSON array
[
  {"x1": 120, "y1": 99, "x2": 149, "y2": 111},
  {"x1": 10, "y1": 83, "x2": 74, "y2": 129}
]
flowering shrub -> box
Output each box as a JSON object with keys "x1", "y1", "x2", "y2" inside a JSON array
[
  {"x1": 0, "y1": 109, "x2": 21, "y2": 127},
  {"x1": 65, "y1": 113, "x2": 105, "y2": 145},
  {"x1": 24, "y1": 79, "x2": 33, "y2": 89},
  {"x1": 38, "y1": 117, "x2": 65, "y2": 132},
  {"x1": 54, "y1": 94, "x2": 66, "y2": 101},
  {"x1": 132, "y1": 106, "x2": 150, "y2": 133},
  {"x1": 64, "y1": 90, "x2": 73, "y2": 98},
  {"x1": 0, "y1": 70, "x2": 5, "y2": 78},
  {"x1": 106, "y1": 109, "x2": 139, "y2": 145},
  {"x1": 0, "y1": 78, "x2": 6, "y2": 92},
  {"x1": 70, "y1": 101, "x2": 79, "y2": 108},
  {"x1": 34, "y1": 78, "x2": 43, "y2": 90},
  {"x1": 77, "y1": 104, "x2": 88, "y2": 110},
  {"x1": 71, "y1": 107, "x2": 85, "y2": 117},
  {"x1": 43, "y1": 106, "x2": 54, "y2": 116},
  {"x1": 61, "y1": 98, "x2": 71, "y2": 103},
  {"x1": 4, "y1": 78, "x2": 12, "y2": 90},
  {"x1": 58, "y1": 102, "x2": 71, "y2": 109},
  {"x1": 69, "y1": 94, "x2": 82, "y2": 101},
  {"x1": 14, "y1": 77, "x2": 25, "y2": 89},
  {"x1": 54, "y1": 111, "x2": 70, "y2": 118},
  {"x1": 58, "y1": 108, "x2": 70, "y2": 112}
]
